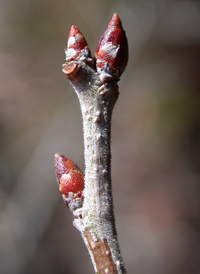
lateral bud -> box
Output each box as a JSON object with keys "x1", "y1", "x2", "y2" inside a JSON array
[
  {"x1": 55, "y1": 154, "x2": 84, "y2": 214},
  {"x1": 63, "y1": 25, "x2": 93, "y2": 69},
  {"x1": 95, "y1": 13, "x2": 128, "y2": 83}
]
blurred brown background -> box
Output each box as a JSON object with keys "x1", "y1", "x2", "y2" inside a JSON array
[{"x1": 0, "y1": 0, "x2": 200, "y2": 273}]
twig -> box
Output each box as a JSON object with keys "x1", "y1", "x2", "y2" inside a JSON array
[{"x1": 55, "y1": 13, "x2": 128, "y2": 274}]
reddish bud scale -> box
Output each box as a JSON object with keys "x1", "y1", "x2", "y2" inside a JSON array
[
  {"x1": 55, "y1": 154, "x2": 84, "y2": 210},
  {"x1": 68, "y1": 25, "x2": 89, "y2": 52},
  {"x1": 95, "y1": 13, "x2": 128, "y2": 82},
  {"x1": 64, "y1": 25, "x2": 93, "y2": 68},
  {"x1": 60, "y1": 171, "x2": 84, "y2": 197}
]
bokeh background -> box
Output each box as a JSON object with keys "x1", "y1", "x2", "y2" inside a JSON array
[{"x1": 0, "y1": 0, "x2": 200, "y2": 273}]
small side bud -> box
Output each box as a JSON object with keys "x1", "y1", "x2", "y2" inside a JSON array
[
  {"x1": 95, "y1": 13, "x2": 128, "y2": 83},
  {"x1": 55, "y1": 154, "x2": 84, "y2": 212},
  {"x1": 63, "y1": 25, "x2": 93, "y2": 69}
]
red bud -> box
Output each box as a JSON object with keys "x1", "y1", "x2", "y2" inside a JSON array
[
  {"x1": 55, "y1": 154, "x2": 84, "y2": 209},
  {"x1": 68, "y1": 25, "x2": 89, "y2": 53},
  {"x1": 95, "y1": 13, "x2": 128, "y2": 82},
  {"x1": 64, "y1": 25, "x2": 92, "y2": 65}
]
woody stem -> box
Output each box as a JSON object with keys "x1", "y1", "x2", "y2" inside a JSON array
[{"x1": 66, "y1": 63, "x2": 126, "y2": 274}]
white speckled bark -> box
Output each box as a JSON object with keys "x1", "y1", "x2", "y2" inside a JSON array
[{"x1": 66, "y1": 61, "x2": 126, "y2": 274}]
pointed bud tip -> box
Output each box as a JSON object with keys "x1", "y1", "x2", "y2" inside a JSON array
[
  {"x1": 55, "y1": 154, "x2": 83, "y2": 176},
  {"x1": 68, "y1": 25, "x2": 80, "y2": 38},
  {"x1": 55, "y1": 153, "x2": 61, "y2": 159},
  {"x1": 108, "y1": 13, "x2": 122, "y2": 28},
  {"x1": 54, "y1": 153, "x2": 65, "y2": 163},
  {"x1": 95, "y1": 13, "x2": 128, "y2": 81}
]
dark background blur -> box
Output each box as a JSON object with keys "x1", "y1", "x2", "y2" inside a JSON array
[{"x1": 0, "y1": 0, "x2": 200, "y2": 273}]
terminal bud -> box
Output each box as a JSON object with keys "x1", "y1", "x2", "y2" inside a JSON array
[
  {"x1": 95, "y1": 13, "x2": 128, "y2": 83},
  {"x1": 63, "y1": 25, "x2": 93, "y2": 68}
]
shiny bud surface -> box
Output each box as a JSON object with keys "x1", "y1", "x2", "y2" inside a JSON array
[
  {"x1": 95, "y1": 13, "x2": 128, "y2": 82},
  {"x1": 64, "y1": 25, "x2": 93, "y2": 66},
  {"x1": 55, "y1": 154, "x2": 84, "y2": 210}
]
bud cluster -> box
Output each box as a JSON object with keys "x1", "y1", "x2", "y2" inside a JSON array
[{"x1": 63, "y1": 13, "x2": 128, "y2": 83}]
